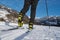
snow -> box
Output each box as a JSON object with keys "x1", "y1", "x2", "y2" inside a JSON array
[
  {"x1": 0, "y1": 22, "x2": 60, "y2": 40},
  {"x1": 0, "y1": 9, "x2": 10, "y2": 18},
  {"x1": 1, "y1": 29, "x2": 28, "y2": 40}
]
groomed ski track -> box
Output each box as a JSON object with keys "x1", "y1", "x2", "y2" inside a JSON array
[{"x1": 0, "y1": 22, "x2": 60, "y2": 40}]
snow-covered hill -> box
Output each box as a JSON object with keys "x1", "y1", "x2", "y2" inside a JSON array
[
  {"x1": 0, "y1": 5, "x2": 30, "y2": 23},
  {"x1": 0, "y1": 9, "x2": 10, "y2": 18},
  {"x1": 0, "y1": 5, "x2": 18, "y2": 22}
]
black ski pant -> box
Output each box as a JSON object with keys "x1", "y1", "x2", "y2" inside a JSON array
[{"x1": 19, "y1": 0, "x2": 39, "y2": 23}]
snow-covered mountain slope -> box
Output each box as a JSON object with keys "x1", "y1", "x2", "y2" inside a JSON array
[
  {"x1": 0, "y1": 22, "x2": 60, "y2": 40},
  {"x1": 0, "y1": 9, "x2": 10, "y2": 18},
  {"x1": 0, "y1": 5, "x2": 30, "y2": 23}
]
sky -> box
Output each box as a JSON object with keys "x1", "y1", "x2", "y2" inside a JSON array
[{"x1": 0, "y1": 0, "x2": 60, "y2": 18}]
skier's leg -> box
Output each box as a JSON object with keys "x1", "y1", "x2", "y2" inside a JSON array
[
  {"x1": 19, "y1": 0, "x2": 30, "y2": 19},
  {"x1": 29, "y1": 0, "x2": 39, "y2": 30},
  {"x1": 19, "y1": 0, "x2": 30, "y2": 15},
  {"x1": 18, "y1": 0, "x2": 30, "y2": 27}
]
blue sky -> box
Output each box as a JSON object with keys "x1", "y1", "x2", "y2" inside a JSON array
[{"x1": 0, "y1": 0, "x2": 60, "y2": 18}]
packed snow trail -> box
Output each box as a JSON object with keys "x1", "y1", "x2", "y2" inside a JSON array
[
  {"x1": 0, "y1": 22, "x2": 29, "y2": 40},
  {"x1": 1, "y1": 29, "x2": 28, "y2": 40},
  {"x1": 0, "y1": 22, "x2": 60, "y2": 40},
  {"x1": 17, "y1": 25, "x2": 56, "y2": 40},
  {"x1": 15, "y1": 25, "x2": 60, "y2": 40}
]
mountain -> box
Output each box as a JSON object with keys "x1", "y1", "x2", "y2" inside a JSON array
[
  {"x1": 34, "y1": 16, "x2": 60, "y2": 26},
  {"x1": 39, "y1": 16, "x2": 60, "y2": 26},
  {"x1": 0, "y1": 5, "x2": 29, "y2": 23}
]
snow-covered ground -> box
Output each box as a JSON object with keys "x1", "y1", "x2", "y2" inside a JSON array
[{"x1": 0, "y1": 22, "x2": 60, "y2": 40}]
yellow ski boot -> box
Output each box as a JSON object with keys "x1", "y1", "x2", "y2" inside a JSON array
[
  {"x1": 18, "y1": 21, "x2": 23, "y2": 27},
  {"x1": 29, "y1": 22, "x2": 33, "y2": 30},
  {"x1": 18, "y1": 13, "x2": 23, "y2": 27}
]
